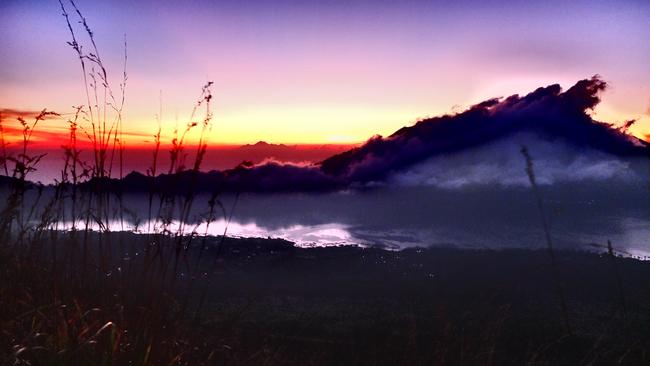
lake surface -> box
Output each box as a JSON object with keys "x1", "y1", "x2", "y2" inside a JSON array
[{"x1": 73, "y1": 183, "x2": 648, "y2": 258}]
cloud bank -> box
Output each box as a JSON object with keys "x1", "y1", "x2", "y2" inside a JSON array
[
  {"x1": 320, "y1": 76, "x2": 647, "y2": 184},
  {"x1": 92, "y1": 76, "x2": 649, "y2": 193},
  {"x1": 385, "y1": 133, "x2": 644, "y2": 188}
]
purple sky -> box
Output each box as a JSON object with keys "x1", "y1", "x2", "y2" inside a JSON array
[{"x1": 1, "y1": 0, "x2": 648, "y2": 144}]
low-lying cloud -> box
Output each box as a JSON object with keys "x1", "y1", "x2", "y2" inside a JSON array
[
  {"x1": 386, "y1": 133, "x2": 643, "y2": 188},
  {"x1": 320, "y1": 76, "x2": 647, "y2": 184},
  {"x1": 92, "y1": 76, "x2": 649, "y2": 193}
]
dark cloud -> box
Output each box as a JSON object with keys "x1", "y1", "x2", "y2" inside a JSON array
[
  {"x1": 83, "y1": 76, "x2": 649, "y2": 193},
  {"x1": 320, "y1": 76, "x2": 648, "y2": 183}
]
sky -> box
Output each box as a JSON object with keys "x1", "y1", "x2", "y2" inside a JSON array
[{"x1": 1, "y1": 0, "x2": 649, "y2": 146}]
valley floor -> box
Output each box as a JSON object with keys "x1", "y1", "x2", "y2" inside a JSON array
[{"x1": 2, "y1": 233, "x2": 650, "y2": 365}]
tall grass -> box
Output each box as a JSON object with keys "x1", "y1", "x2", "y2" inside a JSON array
[
  {"x1": 520, "y1": 145, "x2": 572, "y2": 335},
  {"x1": 607, "y1": 239, "x2": 628, "y2": 318},
  {"x1": 0, "y1": 2, "x2": 229, "y2": 364}
]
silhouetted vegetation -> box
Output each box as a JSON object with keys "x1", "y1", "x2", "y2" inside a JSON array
[{"x1": 0, "y1": 2, "x2": 648, "y2": 365}]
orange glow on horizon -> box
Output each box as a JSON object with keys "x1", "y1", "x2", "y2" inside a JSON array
[{"x1": 1, "y1": 104, "x2": 649, "y2": 151}]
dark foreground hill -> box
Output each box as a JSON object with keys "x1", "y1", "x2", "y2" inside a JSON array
[{"x1": 2, "y1": 232, "x2": 649, "y2": 365}]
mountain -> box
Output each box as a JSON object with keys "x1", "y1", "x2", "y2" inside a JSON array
[
  {"x1": 14, "y1": 76, "x2": 648, "y2": 193},
  {"x1": 319, "y1": 76, "x2": 648, "y2": 184},
  {"x1": 212, "y1": 75, "x2": 647, "y2": 192}
]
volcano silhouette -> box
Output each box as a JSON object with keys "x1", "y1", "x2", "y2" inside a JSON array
[{"x1": 85, "y1": 76, "x2": 650, "y2": 193}]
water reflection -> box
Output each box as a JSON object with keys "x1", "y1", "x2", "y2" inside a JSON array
[
  {"x1": 53, "y1": 213, "x2": 650, "y2": 258},
  {"x1": 26, "y1": 183, "x2": 650, "y2": 258},
  {"x1": 56, "y1": 219, "x2": 357, "y2": 248}
]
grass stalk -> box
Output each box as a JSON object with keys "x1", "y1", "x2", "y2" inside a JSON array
[{"x1": 521, "y1": 145, "x2": 572, "y2": 335}]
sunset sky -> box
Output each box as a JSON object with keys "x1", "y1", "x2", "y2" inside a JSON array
[{"x1": 1, "y1": 0, "x2": 649, "y2": 146}]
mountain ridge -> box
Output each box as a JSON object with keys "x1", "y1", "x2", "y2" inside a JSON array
[{"x1": 4, "y1": 76, "x2": 648, "y2": 193}]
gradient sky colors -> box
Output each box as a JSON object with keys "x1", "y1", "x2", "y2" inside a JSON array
[{"x1": 1, "y1": 0, "x2": 649, "y2": 146}]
